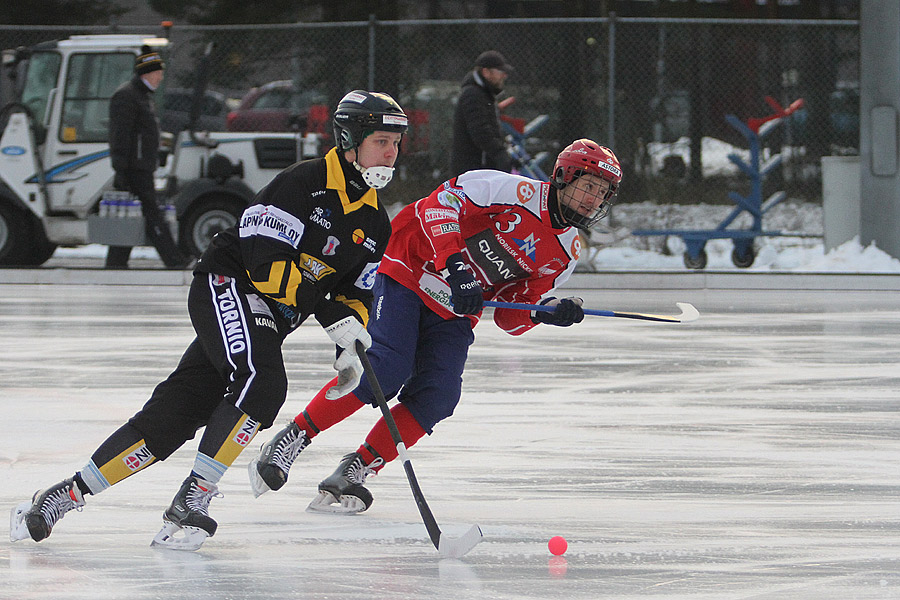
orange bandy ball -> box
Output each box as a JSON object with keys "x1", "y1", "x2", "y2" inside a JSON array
[{"x1": 548, "y1": 535, "x2": 567, "y2": 555}]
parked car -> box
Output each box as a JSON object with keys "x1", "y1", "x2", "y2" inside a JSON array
[
  {"x1": 226, "y1": 80, "x2": 328, "y2": 133},
  {"x1": 160, "y1": 87, "x2": 228, "y2": 133}
]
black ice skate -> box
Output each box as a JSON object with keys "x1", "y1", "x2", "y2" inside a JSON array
[
  {"x1": 307, "y1": 452, "x2": 384, "y2": 514},
  {"x1": 248, "y1": 421, "x2": 310, "y2": 497},
  {"x1": 151, "y1": 476, "x2": 221, "y2": 551},
  {"x1": 9, "y1": 477, "x2": 85, "y2": 542}
]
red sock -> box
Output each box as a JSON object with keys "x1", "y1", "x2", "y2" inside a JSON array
[
  {"x1": 358, "y1": 404, "x2": 426, "y2": 469},
  {"x1": 294, "y1": 376, "x2": 365, "y2": 438}
]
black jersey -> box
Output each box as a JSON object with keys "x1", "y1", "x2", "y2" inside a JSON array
[{"x1": 196, "y1": 147, "x2": 391, "y2": 330}]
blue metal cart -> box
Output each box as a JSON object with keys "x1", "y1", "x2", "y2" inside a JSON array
[
  {"x1": 632, "y1": 98, "x2": 807, "y2": 269},
  {"x1": 502, "y1": 114, "x2": 551, "y2": 182}
]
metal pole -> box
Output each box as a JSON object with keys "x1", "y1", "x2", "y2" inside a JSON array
[
  {"x1": 607, "y1": 12, "x2": 616, "y2": 148},
  {"x1": 368, "y1": 14, "x2": 376, "y2": 90}
]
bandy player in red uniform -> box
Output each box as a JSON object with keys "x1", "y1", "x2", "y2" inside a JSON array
[{"x1": 249, "y1": 139, "x2": 622, "y2": 513}]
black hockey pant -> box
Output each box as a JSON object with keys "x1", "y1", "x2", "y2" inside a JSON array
[{"x1": 127, "y1": 273, "x2": 291, "y2": 460}]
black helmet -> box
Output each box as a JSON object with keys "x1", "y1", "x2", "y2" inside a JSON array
[{"x1": 333, "y1": 90, "x2": 408, "y2": 152}]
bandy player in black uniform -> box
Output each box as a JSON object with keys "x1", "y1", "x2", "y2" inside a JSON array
[{"x1": 10, "y1": 90, "x2": 408, "y2": 550}]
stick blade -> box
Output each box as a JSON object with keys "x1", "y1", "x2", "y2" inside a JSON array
[
  {"x1": 676, "y1": 302, "x2": 700, "y2": 322},
  {"x1": 438, "y1": 524, "x2": 483, "y2": 558}
]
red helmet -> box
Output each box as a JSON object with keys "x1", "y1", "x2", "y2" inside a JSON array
[{"x1": 551, "y1": 139, "x2": 622, "y2": 230}]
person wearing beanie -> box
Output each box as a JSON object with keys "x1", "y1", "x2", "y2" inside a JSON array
[
  {"x1": 105, "y1": 46, "x2": 189, "y2": 269},
  {"x1": 450, "y1": 50, "x2": 515, "y2": 177}
]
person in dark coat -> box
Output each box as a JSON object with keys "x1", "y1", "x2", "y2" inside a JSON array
[
  {"x1": 106, "y1": 46, "x2": 189, "y2": 269},
  {"x1": 450, "y1": 50, "x2": 514, "y2": 177}
]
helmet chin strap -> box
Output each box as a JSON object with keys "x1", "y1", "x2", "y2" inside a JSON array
[{"x1": 354, "y1": 161, "x2": 394, "y2": 189}]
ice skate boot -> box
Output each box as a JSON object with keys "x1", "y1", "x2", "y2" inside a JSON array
[
  {"x1": 10, "y1": 477, "x2": 85, "y2": 542},
  {"x1": 248, "y1": 421, "x2": 310, "y2": 497},
  {"x1": 151, "y1": 476, "x2": 221, "y2": 551},
  {"x1": 307, "y1": 452, "x2": 383, "y2": 514}
]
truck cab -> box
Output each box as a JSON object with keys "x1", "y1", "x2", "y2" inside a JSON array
[{"x1": 0, "y1": 34, "x2": 318, "y2": 265}]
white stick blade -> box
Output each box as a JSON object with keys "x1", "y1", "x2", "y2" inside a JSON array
[
  {"x1": 676, "y1": 302, "x2": 700, "y2": 322},
  {"x1": 438, "y1": 524, "x2": 483, "y2": 558}
]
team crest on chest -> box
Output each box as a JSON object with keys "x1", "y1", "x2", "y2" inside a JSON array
[{"x1": 323, "y1": 235, "x2": 340, "y2": 255}]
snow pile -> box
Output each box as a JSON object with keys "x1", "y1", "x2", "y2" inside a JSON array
[{"x1": 583, "y1": 200, "x2": 900, "y2": 273}]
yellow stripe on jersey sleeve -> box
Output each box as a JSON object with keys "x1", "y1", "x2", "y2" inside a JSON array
[
  {"x1": 334, "y1": 294, "x2": 369, "y2": 326},
  {"x1": 248, "y1": 260, "x2": 304, "y2": 306}
]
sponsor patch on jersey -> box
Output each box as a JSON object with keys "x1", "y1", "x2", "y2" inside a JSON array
[
  {"x1": 512, "y1": 232, "x2": 539, "y2": 261},
  {"x1": 123, "y1": 444, "x2": 154, "y2": 472},
  {"x1": 255, "y1": 316, "x2": 277, "y2": 331},
  {"x1": 351, "y1": 228, "x2": 377, "y2": 252},
  {"x1": 212, "y1": 274, "x2": 231, "y2": 286},
  {"x1": 538, "y1": 258, "x2": 567, "y2": 276},
  {"x1": 245, "y1": 293, "x2": 274, "y2": 318},
  {"x1": 516, "y1": 181, "x2": 537, "y2": 204},
  {"x1": 298, "y1": 253, "x2": 336, "y2": 280},
  {"x1": 239, "y1": 204, "x2": 305, "y2": 249},
  {"x1": 430, "y1": 223, "x2": 460, "y2": 236},
  {"x1": 355, "y1": 261, "x2": 380, "y2": 290},
  {"x1": 437, "y1": 189, "x2": 465, "y2": 211},
  {"x1": 423, "y1": 208, "x2": 458, "y2": 222},
  {"x1": 322, "y1": 235, "x2": 340, "y2": 256},
  {"x1": 310, "y1": 206, "x2": 332, "y2": 229},
  {"x1": 465, "y1": 229, "x2": 530, "y2": 284},
  {"x1": 570, "y1": 236, "x2": 581, "y2": 260},
  {"x1": 418, "y1": 271, "x2": 455, "y2": 312}
]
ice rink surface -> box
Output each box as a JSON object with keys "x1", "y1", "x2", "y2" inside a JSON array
[{"x1": 1, "y1": 281, "x2": 899, "y2": 599}]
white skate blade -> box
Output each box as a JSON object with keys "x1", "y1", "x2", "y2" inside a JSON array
[
  {"x1": 438, "y1": 524, "x2": 483, "y2": 559},
  {"x1": 305, "y1": 490, "x2": 367, "y2": 514},
  {"x1": 247, "y1": 458, "x2": 272, "y2": 498},
  {"x1": 9, "y1": 501, "x2": 32, "y2": 542},
  {"x1": 150, "y1": 520, "x2": 210, "y2": 551}
]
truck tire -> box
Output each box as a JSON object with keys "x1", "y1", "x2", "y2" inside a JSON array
[
  {"x1": 0, "y1": 201, "x2": 30, "y2": 265},
  {"x1": 179, "y1": 196, "x2": 244, "y2": 258},
  {"x1": 20, "y1": 214, "x2": 57, "y2": 266}
]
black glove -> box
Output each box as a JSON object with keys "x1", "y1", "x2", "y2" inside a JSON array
[
  {"x1": 531, "y1": 297, "x2": 584, "y2": 327},
  {"x1": 443, "y1": 253, "x2": 483, "y2": 315}
]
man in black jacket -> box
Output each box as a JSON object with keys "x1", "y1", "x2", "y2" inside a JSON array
[
  {"x1": 106, "y1": 46, "x2": 189, "y2": 269},
  {"x1": 450, "y1": 50, "x2": 514, "y2": 177}
]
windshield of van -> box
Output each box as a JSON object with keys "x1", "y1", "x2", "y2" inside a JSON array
[{"x1": 21, "y1": 51, "x2": 61, "y2": 123}]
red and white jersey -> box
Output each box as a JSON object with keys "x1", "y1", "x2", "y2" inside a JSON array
[{"x1": 380, "y1": 170, "x2": 581, "y2": 335}]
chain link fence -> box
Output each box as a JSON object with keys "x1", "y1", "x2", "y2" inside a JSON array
[{"x1": 0, "y1": 17, "x2": 859, "y2": 207}]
